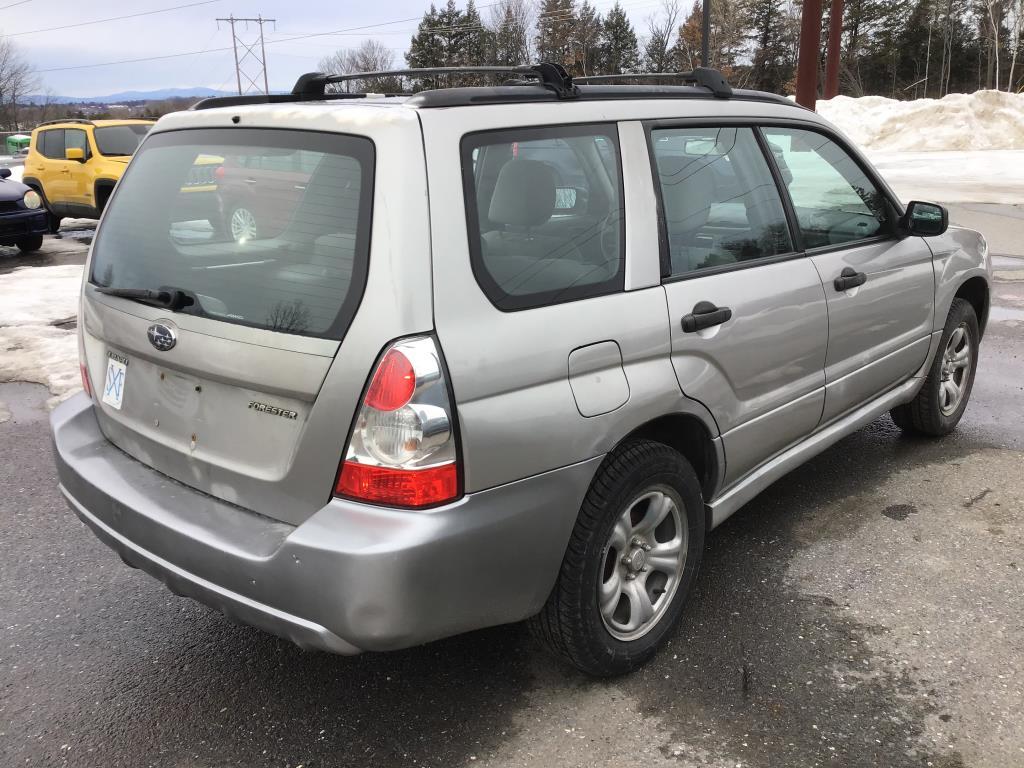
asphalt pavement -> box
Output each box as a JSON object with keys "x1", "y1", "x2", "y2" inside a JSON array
[{"x1": 1, "y1": 208, "x2": 1022, "y2": 768}]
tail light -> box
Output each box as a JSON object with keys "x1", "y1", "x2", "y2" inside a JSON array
[
  {"x1": 78, "y1": 329, "x2": 92, "y2": 399},
  {"x1": 335, "y1": 337, "x2": 460, "y2": 508}
]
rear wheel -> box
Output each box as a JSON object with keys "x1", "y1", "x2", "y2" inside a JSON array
[
  {"x1": 530, "y1": 439, "x2": 705, "y2": 677},
  {"x1": 890, "y1": 297, "x2": 979, "y2": 436},
  {"x1": 16, "y1": 235, "x2": 43, "y2": 252}
]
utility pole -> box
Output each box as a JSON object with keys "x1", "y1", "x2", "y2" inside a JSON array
[
  {"x1": 217, "y1": 14, "x2": 277, "y2": 95},
  {"x1": 824, "y1": 0, "x2": 844, "y2": 99},
  {"x1": 701, "y1": 0, "x2": 711, "y2": 67},
  {"x1": 795, "y1": 0, "x2": 823, "y2": 109}
]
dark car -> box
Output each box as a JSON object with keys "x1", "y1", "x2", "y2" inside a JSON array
[{"x1": 0, "y1": 168, "x2": 48, "y2": 251}]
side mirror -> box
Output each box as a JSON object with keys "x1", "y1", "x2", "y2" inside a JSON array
[
  {"x1": 900, "y1": 200, "x2": 948, "y2": 237},
  {"x1": 65, "y1": 147, "x2": 85, "y2": 162},
  {"x1": 0, "y1": 168, "x2": 10, "y2": 179}
]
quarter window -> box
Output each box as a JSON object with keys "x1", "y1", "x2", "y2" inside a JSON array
[
  {"x1": 650, "y1": 127, "x2": 793, "y2": 277},
  {"x1": 462, "y1": 124, "x2": 624, "y2": 311},
  {"x1": 762, "y1": 127, "x2": 889, "y2": 248}
]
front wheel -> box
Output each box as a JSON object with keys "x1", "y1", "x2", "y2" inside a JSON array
[
  {"x1": 16, "y1": 235, "x2": 43, "y2": 252},
  {"x1": 530, "y1": 440, "x2": 705, "y2": 677},
  {"x1": 891, "y1": 297, "x2": 980, "y2": 436}
]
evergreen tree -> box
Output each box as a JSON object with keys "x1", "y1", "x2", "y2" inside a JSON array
[
  {"x1": 599, "y1": 2, "x2": 641, "y2": 73},
  {"x1": 745, "y1": 0, "x2": 793, "y2": 92},
  {"x1": 406, "y1": 4, "x2": 446, "y2": 89},
  {"x1": 536, "y1": 0, "x2": 576, "y2": 64},
  {"x1": 574, "y1": 1, "x2": 604, "y2": 74}
]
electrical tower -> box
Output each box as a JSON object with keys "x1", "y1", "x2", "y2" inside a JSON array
[{"x1": 217, "y1": 14, "x2": 276, "y2": 96}]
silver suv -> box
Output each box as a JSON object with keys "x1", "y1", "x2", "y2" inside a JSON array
[{"x1": 51, "y1": 65, "x2": 991, "y2": 676}]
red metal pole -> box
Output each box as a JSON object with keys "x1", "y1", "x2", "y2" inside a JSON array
[
  {"x1": 795, "y1": 0, "x2": 823, "y2": 110},
  {"x1": 824, "y1": 0, "x2": 844, "y2": 99}
]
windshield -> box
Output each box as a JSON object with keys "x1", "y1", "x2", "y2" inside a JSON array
[
  {"x1": 93, "y1": 124, "x2": 153, "y2": 156},
  {"x1": 89, "y1": 128, "x2": 374, "y2": 339}
]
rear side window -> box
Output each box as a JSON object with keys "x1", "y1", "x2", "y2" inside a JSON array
[
  {"x1": 38, "y1": 129, "x2": 65, "y2": 159},
  {"x1": 462, "y1": 124, "x2": 624, "y2": 311},
  {"x1": 89, "y1": 128, "x2": 374, "y2": 340},
  {"x1": 651, "y1": 127, "x2": 793, "y2": 277},
  {"x1": 762, "y1": 127, "x2": 889, "y2": 248}
]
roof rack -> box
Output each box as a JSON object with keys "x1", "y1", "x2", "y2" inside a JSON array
[
  {"x1": 190, "y1": 62, "x2": 781, "y2": 111},
  {"x1": 35, "y1": 118, "x2": 95, "y2": 128},
  {"x1": 291, "y1": 63, "x2": 578, "y2": 100},
  {"x1": 575, "y1": 68, "x2": 733, "y2": 98}
]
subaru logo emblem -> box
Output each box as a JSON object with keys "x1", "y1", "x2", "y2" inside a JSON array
[{"x1": 147, "y1": 323, "x2": 177, "y2": 352}]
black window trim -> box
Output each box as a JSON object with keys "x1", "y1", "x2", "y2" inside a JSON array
[
  {"x1": 460, "y1": 122, "x2": 626, "y2": 313},
  {"x1": 642, "y1": 116, "x2": 904, "y2": 285},
  {"x1": 87, "y1": 126, "x2": 376, "y2": 342}
]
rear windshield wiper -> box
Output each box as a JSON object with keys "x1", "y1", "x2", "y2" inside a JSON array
[{"x1": 94, "y1": 286, "x2": 195, "y2": 311}]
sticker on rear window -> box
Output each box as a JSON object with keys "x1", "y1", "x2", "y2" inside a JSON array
[{"x1": 102, "y1": 355, "x2": 128, "y2": 410}]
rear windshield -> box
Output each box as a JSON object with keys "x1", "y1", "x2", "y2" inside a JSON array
[
  {"x1": 89, "y1": 128, "x2": 374, "y2": 340},
  {"x1": 93, "y1": 124, "x2": 152, "y2": 156}
]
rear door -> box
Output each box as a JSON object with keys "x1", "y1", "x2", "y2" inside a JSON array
[
  {"x1": 762, "y1": 127, "x2": 934, "y2": 423},
  {"x1": 650, "y1": 125, "x2": 829, "y2": 486},
  {"x1": 80, "y1": 113, "x2": 431, "y2": 525},
  {"x1": 34, "y1": 129, "x2": 72, "y2": 210}
]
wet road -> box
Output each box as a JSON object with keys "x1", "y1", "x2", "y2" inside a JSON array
[{"x1": 1, "y1": 209, "x2": 1022, "y2": 767}]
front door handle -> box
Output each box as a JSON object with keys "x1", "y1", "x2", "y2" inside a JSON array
[
  {"x1": 681, "y1": 301, "x2": 732, "y2": 333},
  {"x1": 834, "y1": 267, "x2": 867, "y2": 292}
]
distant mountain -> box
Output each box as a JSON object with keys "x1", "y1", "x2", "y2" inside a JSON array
[{"x1": 23, "y1": 87, "x2": 234, "y2": 105}]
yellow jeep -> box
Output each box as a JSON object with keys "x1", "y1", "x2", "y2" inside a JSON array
[{"x1": 23, "y1": 119, "x2": 154, "y2": 231}]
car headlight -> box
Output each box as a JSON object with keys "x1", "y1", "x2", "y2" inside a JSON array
[{"x1": 23, "y1": 190, "x2": 42, "y2": 210}]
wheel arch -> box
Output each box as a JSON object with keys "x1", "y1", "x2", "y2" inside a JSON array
[
  {"x1": 954, "y1": 276, "x2": 989, "y2": 338},
  {"x1": 94, "y1": 178, "x2": 118, "y2": 213},
  {"x1": 615, "y1": 412, "x2": 721, "y2": 527}
]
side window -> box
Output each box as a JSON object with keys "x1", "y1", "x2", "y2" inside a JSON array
[
  {"x1": 651, "y1": 126, "x2": 793, "y2": 277},
  {"x1": 65, "y1": 129, "x2": 89, "y2": 159},
  {"x1": 762, "y1": 127, "x2": 889, "y2": 249},
  {"x1": 462, "y1": 124, "x2": 624, "y2": 311},
  {"x1": 39, "y1": 129, "x2": 66, "y2": 160}
]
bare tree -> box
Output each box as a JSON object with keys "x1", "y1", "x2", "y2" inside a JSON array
[
  {"x1": 1007, "y1": 0, "x2": 1024, "y2": 91},
  {"x1": 0, "y1": 36, "x2": 39, "y2": 130},
  {"x1": 489, "y1": 0, "x2": 533, "y2": 65},
  {"x1": 644, "y1": 0, "x2": 681, "y2": 72},
  {"x1": 318, "y1": 39, "x2": 402, "y2": 93}
]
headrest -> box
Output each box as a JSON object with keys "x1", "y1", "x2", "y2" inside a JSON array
[
  {"x1": 658, "y1": 154, "x2": 718, "y2": 231},
  {"x1": 488, "y1": 159, "x2": 556, "y2": 227}
]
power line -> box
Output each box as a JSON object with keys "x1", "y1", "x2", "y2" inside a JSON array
[
  {"x1": 0, "y1": 0, "x2": 33, "y2": 11},
  {"x1": 6, "y1": 0, "x2": 223, "y2": 37}
]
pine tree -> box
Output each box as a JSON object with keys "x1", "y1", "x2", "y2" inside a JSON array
[
  {"x1": 536, "y1": 0, "x2": 576, "y2": 65},
  {"x1": 406, "y1": 4, "x2": 446, "y2": 90},
  {"x1": 457, "y1": 0, "x2": 491, "y2": 68},
  {"x1": 745, "y1": 0, "x2": 793, "y2": 92},
  {"x1": 599, "y1": 2, "x2": 641, "y2": 73}
]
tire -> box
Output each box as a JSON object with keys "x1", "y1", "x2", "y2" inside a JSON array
[
  {"x1": 529, "y1": 439, "x2": 705, "y2": 677},
  {"x1": 16, "y1": 235, "x2": 43, "y2": 252},
  {"x1": 46, "y1": 211, "x2": 62, "y2": 234},
  {"x1": 890, "y1": 297, "x2": 979, "y2": 436}
]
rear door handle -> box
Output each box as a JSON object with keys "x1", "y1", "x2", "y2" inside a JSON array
[
  {"x1": 834, "y1": 267, "x2": 867, "y2": 292},
  {"x1": 681, "y1": 301, "x2": 732, "y2": 333}
]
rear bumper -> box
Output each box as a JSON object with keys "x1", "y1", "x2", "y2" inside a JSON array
[{"x1": 52, "y1": 393, "x2": 599, "y2": 653}]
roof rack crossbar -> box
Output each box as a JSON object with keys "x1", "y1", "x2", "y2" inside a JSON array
[
  {"x1": 292, "y1": 63, "x2": 579, "y2": 100},
  {"x1": 575, "y1": 68, "x2": 733, "y2": 98}
]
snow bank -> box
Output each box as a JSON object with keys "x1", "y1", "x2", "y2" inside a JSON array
[
  {"x1": 0, "y1": 264, "x2": 83, "y2": 326},
  {"x1": 0, "y1": 264, "x2": 83, "y2": 408},
  {"x1": 869, "y1": 149, "x2": 1024, "y2": 204},
  {"x1": 818, "y1": 90, "x2": 1024, "y2": 152}
]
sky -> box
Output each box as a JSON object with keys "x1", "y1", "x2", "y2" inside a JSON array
[{"x1": 11, "y1": 0, "x2": 666, "y2": 98}]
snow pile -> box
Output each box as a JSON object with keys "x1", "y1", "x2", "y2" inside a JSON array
[
  {"x1": 818, "y1": 90, "x2": 1024, "y2": 152},
  {"x1": 0, "y1": 264, "x2": 84, "y2": 407}
]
